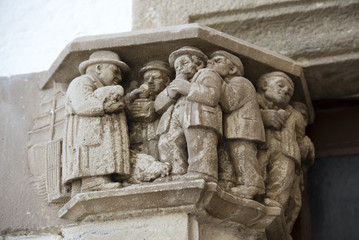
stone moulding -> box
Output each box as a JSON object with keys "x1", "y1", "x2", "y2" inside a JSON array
[{"x1": 58, "y1": 179, "x2": 289, "y2": 239}]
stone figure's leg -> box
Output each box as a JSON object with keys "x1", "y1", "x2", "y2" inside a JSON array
[
  {"x1": 218, "y1": 143, "x2": 236, "y2": 189},
  {"x1": 257, "y1": 149, "x2": 270, "y2": 181},
  {"x1": 265, "y1": 153, "x2": 295, "y2": 209},
  {"x1": 158, "y1": 115, "x2": 187, "y2": 176},
  {"x1": 285, "y1": 173, "x2": 302, "y2": 232},
  {"x1": 227, "y1": 140, "x2": 265, "y2": 198},
  {"x1": 182, "y1": 127, "x2": 218, "y2": 182},
  {"x1": 148, "y1": 139, "x2": 160, "y2": 160}
]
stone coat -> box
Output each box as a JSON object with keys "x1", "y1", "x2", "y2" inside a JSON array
[
  {"x1": 257, "y1": 93, "x2": 301, "y2": 165},
  {"x1": 220, "y1": 76, "x2": 265, "y2": 142},
  {"x1": 155, "y1": 68, "x2": 222, "y2": 135},
  {"x1": 62, "y1": 74, "x2": 130, "y2": 185}
]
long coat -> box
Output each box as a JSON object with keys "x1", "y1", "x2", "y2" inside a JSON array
[
  {"x1": 62, "y1": 74, "x2": 130, "y2": 185},
  {"x1": 220, "y1": 76, "x2": 265, "y2": 142}
]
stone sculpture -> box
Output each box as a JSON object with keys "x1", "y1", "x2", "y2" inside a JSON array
[
  {"x1": 285, "y1": 101, "x2": 315, "y2": 232},
  {"x1": 126, "y1": 60, "x2": 173, "y2": 160},
  {"x1": 256, "y1": 71, "x2": 301, "y2": 211},
  {"x1": 62, "y1": 51, "x2": 130, "y2": 196},
  {"x1": 207, "y1": 50, "x2": 265, "y2": 199},
  {"x1": 124, "y1": 60, "x2": 173, "y2": 183},
  {"x1": 155, "y1": 46, "x2": 223, "y2": 182},
  {"x1": 25, "y1": 25, "x2": 317, "y2": 240}
]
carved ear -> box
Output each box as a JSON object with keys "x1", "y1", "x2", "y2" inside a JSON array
[
  {"x1": 96, "y1": 64, "x2": 102, "y2": 73},
  {"x1": 229, "y1": 66, "x2": 238, "y2": 75},
  {"x1": 262, "y1": 80, "x2": 268, "y2": 90}
]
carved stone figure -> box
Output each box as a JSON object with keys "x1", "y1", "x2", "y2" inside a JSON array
[
  {"x1": 285, "y1": 101, "x2": 315, "y2": 232},
  {"x1": 126, "y1": 60, "x2": 172, "y2": 160},
  {"x1": 155, "y1": 46, "x2": 223, "y2": 182},
  {"x1": 62, "y1": 51, "x2": 131, "y2": 196},
  {"x1": 207, "y1": 50, "x2": 265, "y2": 199},
  {"x1": 256, "y1": 71, "x2": 300, "y2": 210}
]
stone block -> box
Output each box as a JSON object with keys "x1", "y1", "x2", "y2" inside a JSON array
[{"x1": 133, "y1": 0, "x2": 359, "y2": 100}]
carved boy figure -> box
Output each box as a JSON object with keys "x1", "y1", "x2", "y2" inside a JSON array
[
  {"x1": 126, "y1": 61, "x2": 172, "y2": 159},
  {"x1": 207, "y1": 51, "x2": 265, "y2": 199},
  {"x1": 63, "y1": 51, "x2": 131, "y2": 196},
  {"x1": 155, "y1": 46, "x2": 222, "y2": 182},
  {"x1": 256, "y1": 71, "x2": 300, "y2": 210}
]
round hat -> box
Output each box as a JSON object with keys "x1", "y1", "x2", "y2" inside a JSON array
[
  {"x1": 260, "y1": 71, "x2": 294, "y2": 90},
  {"x1": 79, "y1": 51, "x2": 130, "y2": 75},
  {"x1": 210, "y1": 50, "x2": 244, "y2": 76},
  {"x1": 139, "y1": 60, "x2": 173, "y2": 78},
  {"x1": 168, "y1": 46, "x2": 208, "y2": 69}
]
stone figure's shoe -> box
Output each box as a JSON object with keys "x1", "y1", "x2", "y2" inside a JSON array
[
  {"x1": 179, "y1": 172, "x2": 217, "y2": 182},
  {"x1": 230, "y1": 185, "x2": 265, "y2": 199}
]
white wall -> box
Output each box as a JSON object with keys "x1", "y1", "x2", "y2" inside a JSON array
[{"x1": 0, "y1": 0, "x2": 132, "y2": 77}]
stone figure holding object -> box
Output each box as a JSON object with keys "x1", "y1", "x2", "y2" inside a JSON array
[
  {"x1": 62, "y1": 51, "x2": 131, "y2": 196},
  {"x1": 125, "y1": 60, "x2": 172, "y2": 160},
  {"x1": 256, "y1": 71, "x2": 300, "y2": 210},
  {"x1": 155, "y1": 46, "x2": 223, "y2": 182},
  {"x1": 207, "y1": 50, "x2": 265, "y2": 199}
]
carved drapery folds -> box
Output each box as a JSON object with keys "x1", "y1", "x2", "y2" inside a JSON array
[{"x1": 28, "y1": 25, "x2": 314, "y2": 239}]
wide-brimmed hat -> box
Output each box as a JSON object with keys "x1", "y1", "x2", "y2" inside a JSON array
[
  {"x1": 139, "y1": 60, "x2": 173, "y2": 78},
  {"x1": 168, "y1": 46, "x2": 208, "y2": 68},
  {"x1": 210, "y1": 50, "x2": 244, "y2": 76},
  {"x1": 79, "y1": 51, "x2": 130, "y2": 75}
]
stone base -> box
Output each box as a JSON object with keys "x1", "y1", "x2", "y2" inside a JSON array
[{"x1": 59, "y1": 179, "x2": 291, "y2": 239}]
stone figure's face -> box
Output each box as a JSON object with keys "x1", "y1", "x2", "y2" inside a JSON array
[
  {"x1": 264, "y1": 77, "x2": 294, "y2": 108},
  {"x1": 207, "y1": 55, "x2": 232, "y2": 78},
  {"x1": 174, "y1": 55, "x2": 197, "y2": 79},
  {"x1": 98, "y1": 64, "x2": 122, "y2": 86},
  {"x1": 143, "y1": 69, "x2": 169, "y2": 95}
]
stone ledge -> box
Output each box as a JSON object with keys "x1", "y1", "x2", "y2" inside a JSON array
[{"x1": 59, "y1": 180, "x2": 290, "y2": 239}]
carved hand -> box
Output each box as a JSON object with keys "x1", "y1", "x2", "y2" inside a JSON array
[
  {"x1": 103, "y1": 94, "x2": 125, "y2": 113},
  {"x1": 261, "y1": 109, "x2": 288, "y2": 129},
  {"x1": 169, "y1": 79, "x2": 191, "y2": 96}
]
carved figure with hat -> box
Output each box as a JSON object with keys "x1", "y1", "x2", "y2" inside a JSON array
[
  {"x1": 154, "y1": 46, "x2": 223, "y2": 182},
  {"x1": 62, "y1": 50, "x2": 131, "y2": 196},
  {"x1": 125, "y1": 60, "x2": 173, "y2": 161},
  {"x1": 207, "y1": 50, "x2": 265, "y2": 199},
  {"x1": 256, "y1": 71, "x2": 302, "y2": 215}
]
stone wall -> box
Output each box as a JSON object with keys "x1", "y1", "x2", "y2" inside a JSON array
[{"x1": 133, "y1": 0, "x2": 359, "y2": 101}]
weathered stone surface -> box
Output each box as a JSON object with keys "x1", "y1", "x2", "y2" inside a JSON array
[
  {"x1": 39, "y1": 24, "x2": 313, "y2": 122},
  {"x1": 133, "y1": 0, "x2": 359, "y2": 100},
  {"x1": 1, "y1": 24, "x2": 312, "y2": 240},
  {"x1": 59, "y1": 179, "x2": 289, "y2": 239},
  {"x1": 4, "y1": 235, "x2": 61, "y2": 240},
  {"x1": 0, "y1": 73, "x2": 70, "y2": 233}
]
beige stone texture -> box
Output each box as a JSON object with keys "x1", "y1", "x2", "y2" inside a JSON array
[
  {"x1": 133, "y1": 0, "x2": 359, "y2": 100},
  {"x1": 4, "y1": 235, "x2": 61, "y2": 240},
  {"x1": 0, "y1": 73, "x2": 71, "y2": 233},
  {"x1": 1, "y1": 24, "x2": 311, "y2": 240},
  {"x1": 39, "y1": 24, "x2": 313, "y2": 122}
]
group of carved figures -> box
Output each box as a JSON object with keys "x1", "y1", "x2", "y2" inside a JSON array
[{"x1": 63, "y1": 47, "x2": 314, "y2": 231}]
